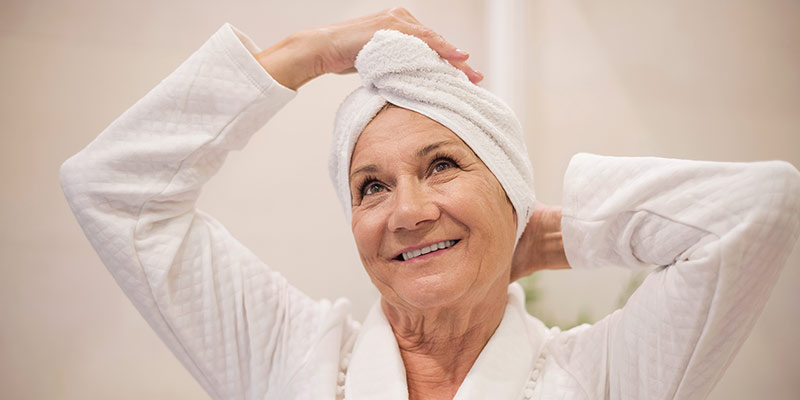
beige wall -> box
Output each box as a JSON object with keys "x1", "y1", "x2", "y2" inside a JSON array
[{"x1": 0, "y1": 0, "x2": 797, "y2": 398}]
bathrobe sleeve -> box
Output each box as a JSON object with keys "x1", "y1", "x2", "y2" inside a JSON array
[
  {"x1": 555, "y1": 153, "x2": 800, "y2": 399},
  {"x1": 60, "y1": 24, "x2": 340, "y2": 400}
]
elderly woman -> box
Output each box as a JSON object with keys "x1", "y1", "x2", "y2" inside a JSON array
[{"x1": 61, "y1": 9, "x2": 799, "y2": 400}]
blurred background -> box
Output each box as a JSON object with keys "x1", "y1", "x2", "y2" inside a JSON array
[{"x1": 1, "y1": 0, "x2": 798, "y2": 398}]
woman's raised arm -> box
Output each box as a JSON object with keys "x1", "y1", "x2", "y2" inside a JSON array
[
  {"x1": 550, "y1": 154, "x2": 800, "y2": 399},
  {"x1": 59, "y1": 24, "x2": 322, "y2": 399}
]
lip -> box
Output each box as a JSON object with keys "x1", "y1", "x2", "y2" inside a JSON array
[{"x1": 391, "y1": 239, "x2": 461, "y2": 262}]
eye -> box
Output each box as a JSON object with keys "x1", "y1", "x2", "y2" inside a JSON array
[
  {"x1": 361, "y1": 181, "x2": 387, "y2": 197},
  {"x1": 431, "y1": 157, "x2": 457, "y2": 174}
]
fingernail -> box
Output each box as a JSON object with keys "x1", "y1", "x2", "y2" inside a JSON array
[{"x1": 455, "y1": 48, "x2": 469, "y2": 58}]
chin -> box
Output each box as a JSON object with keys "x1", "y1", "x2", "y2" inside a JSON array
[{"x1": 387, "y1": 272, "x2": 474, "y2": 311}]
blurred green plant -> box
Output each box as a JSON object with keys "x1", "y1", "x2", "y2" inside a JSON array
[{"x1": 519, "y1": 271, "x2": 647, "y2": 330}]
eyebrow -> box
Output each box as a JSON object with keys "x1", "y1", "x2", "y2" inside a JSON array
[
  {"x1": 349, "y1": 164, "x2": 379, "y2": 180},
  {"x1": 349, "y1": 140, "x2": 459, "y2": 181},
  {"x1": 416, "y1": 140, "x2": 458, "y2": 159}
]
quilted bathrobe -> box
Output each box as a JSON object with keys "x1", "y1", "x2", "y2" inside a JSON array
[{"x1": 60, "y1": 24, "x2": 800, "y2": 400}]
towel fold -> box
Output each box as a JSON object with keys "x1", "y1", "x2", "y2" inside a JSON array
[{"x1": 329, "y1": 30, "x2": 535, "y2": 242}]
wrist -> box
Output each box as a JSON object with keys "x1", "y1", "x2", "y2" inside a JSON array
[
  {"x1": 255, "y1": 31, "x2": 323, "y2": 90},
  {"x1": 531, "y1": 205, "x2": 570, "y2": 271}
]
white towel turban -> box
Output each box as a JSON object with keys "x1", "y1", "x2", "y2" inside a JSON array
[{"x1": 329, "y1": 30, "x2": 535, "y2": 242}]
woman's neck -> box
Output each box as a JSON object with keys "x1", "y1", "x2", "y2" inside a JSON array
[{"x1": 381, "y1": 283, "x2": 509, "y2": 400}]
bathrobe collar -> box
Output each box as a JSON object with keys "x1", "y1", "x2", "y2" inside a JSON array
[{"x1": 345, "y1": 283, "x2": 538, "y2": 400}]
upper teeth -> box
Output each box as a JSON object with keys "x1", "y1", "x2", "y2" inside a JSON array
[{"x1": 401, "y1": 240, "x2": 456, "y2": 261}]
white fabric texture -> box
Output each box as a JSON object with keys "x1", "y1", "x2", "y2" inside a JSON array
[
  {"x1": 60, "y1": 23, "x2": 800, "y2": 400},
  {"x1": 330, "y1": 30, "x2": 535, "y2": 242}
]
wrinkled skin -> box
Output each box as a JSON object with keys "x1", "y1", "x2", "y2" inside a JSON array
[
  {"x1": 348, "y1": 106, "x2": 517, "y2": 399},
  {"x1": 349, "y1": 106, "x2": 517, "y2": 313}
]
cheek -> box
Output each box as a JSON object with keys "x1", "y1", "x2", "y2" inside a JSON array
[
  {"x1": 444, "y1": 175, "x2": 512, "y2": 220},
  {"x1": 351, "y1": 209, "x2": 386, "y2": 260},
  {"x1": 439, "y1": 174, "x2": 516, "y2": 249},
  {"x1": 351, "y1": 209, "x2": 399, "y2": 291}
]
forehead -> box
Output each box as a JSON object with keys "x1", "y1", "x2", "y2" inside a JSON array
[{"x1": 351, "y1": 107, "x2": 462, "y2": 166}]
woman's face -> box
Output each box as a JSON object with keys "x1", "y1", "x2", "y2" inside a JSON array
[{"x1": 349, "y1": 106, "x2": 517, "y2": 311}]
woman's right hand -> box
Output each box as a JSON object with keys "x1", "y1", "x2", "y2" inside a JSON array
[{"x1": 255, "y1": 8, "x2": 482, "y2": 90}]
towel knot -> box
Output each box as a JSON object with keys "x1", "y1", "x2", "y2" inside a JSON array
[
  {"x1": 356, "y1": 30, "x2": 469, "y2": 87},
  {"x1": 330, "y1": 29, "x2": 536, "y2": 243}
]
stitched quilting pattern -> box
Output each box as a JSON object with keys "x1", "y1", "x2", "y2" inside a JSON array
[{"x1": 61, "y1": 24, "x2": 800, "y2": 400}]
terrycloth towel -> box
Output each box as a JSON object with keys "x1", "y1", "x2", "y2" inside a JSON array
[{"x1": 329, "y1": 29, "x2": 535, "y2": 242}]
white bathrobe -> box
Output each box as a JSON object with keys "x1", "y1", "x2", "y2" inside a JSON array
[{"x1": 60, "y1": 24, "x2": 800, "y2": 400}]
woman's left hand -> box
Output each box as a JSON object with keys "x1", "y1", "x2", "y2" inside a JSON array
[{"x1": 509, "y1": 203, "x2": 571, "y2": 282}]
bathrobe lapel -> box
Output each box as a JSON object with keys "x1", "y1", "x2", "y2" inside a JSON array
[
  {"x1": 345, "y1": 300, "x2": 409, "y2": 399},
  {"x1": 346, "y1": 284, "x2": 538, "y2": 400},
  {"x1": 453, "y1": 284, "x2": 536, "y2": 399}
]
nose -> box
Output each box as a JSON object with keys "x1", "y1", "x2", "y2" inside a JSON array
[{"x1": 387, "y1": 178, "x2": 440, "y2": 232}]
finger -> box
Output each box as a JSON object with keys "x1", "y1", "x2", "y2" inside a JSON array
[
  {"x1": 450, "y1": 60, "x2": 484, "y2": 84},
  {"x1": 467, "y1": 68, "x2": 484, "y2": 84},
  {"x1": 447, "y1": 48, "x2": 471, "y2": 61},
  {"x1": 398, "y1": 24, "x2": 479, "y2": 82},
  {"x1": 403, "y1": 24, "x2": 470, "y2": 62},
  {"x1": 430, "y1": 38, "x2": 470, "y2": 61}
]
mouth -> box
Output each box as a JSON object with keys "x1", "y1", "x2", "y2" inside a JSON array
[{"x1": 393, "y1": 239, "x2": 460, "y2": 262}]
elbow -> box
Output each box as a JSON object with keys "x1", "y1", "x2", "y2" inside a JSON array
[
  {"x1": 775, "y1": 160, "x2": 800, "y2": 228},
  {"x1": 757, "y1": 161, "x2": 800, "y2": 213},
  {"x1": 59, "y1": 152, "x2": 92, "y2": 209},
  {"x1": 59, "y1": 155, "x2": 78, "y2": 189},
  {"x1": 710, "y1": 161, "x2": 800, "y2": 278},
  {"x1": 746, "y1": 160, "x2": 800, "y2": 243}
]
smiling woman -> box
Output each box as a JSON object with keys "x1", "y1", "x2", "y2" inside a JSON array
[
  {"x1": 349, "y1": 106, "x2": 521, "y2": 397},
  {"x1": 350, "y1": 105, "x2": 517, "y2": 314},
  {"x1": 59, "y1": 7, "x2": 800, "y2": 400}
]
